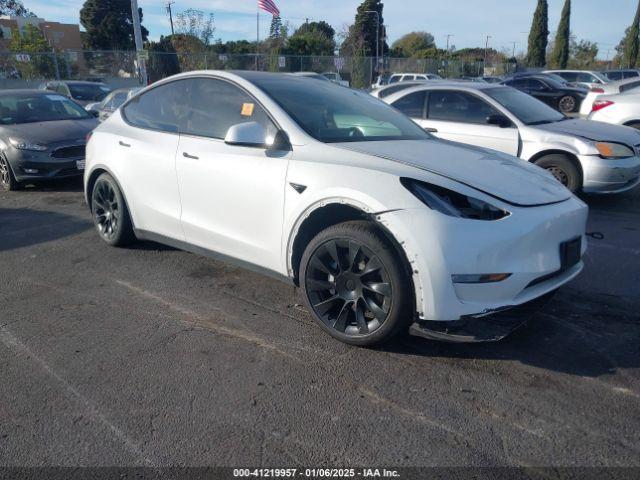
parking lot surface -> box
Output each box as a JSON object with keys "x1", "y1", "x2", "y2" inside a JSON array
[{"x1": 0, "y1": 180, "x2": 639, "y2": 467}]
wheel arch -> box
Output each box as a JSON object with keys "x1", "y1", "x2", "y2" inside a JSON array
[
  {"x1": 528, "y1": 149, "x2": 584, "y2": 184},
  {"x1": 287, "y1": 201, "x2": 415, "y2": 294},
  {"x1": 623, "y1": 119, "x2": 640, "y2": 128},
  {"x1": 85, "y1": 166, "x2": 136, "y2": 228}
]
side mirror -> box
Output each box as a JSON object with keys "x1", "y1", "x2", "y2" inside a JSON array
[
  {"x1": 225, "y1": 122, "x2": 291, "y2": 151},
  {"x1": 486, "y1": 114, "x2": 511, "y2": 128},
  {"x1": 225, "y1": 121, "x2": 267, "y2": 148}
]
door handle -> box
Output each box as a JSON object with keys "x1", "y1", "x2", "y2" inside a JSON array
[
  {"x1": 118, "y1": 140, "x2": 131, "y2": 147},
  {"x1": 183, "y1": 152, "x2": 199, "y2": 160},
  {"x1": 424, "y1": 127, "x2": 438, "y2": 133}
]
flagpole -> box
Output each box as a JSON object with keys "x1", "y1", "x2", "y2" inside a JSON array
[{"x1": 255, "y1": 7, "x2": 259, "y2": 70}]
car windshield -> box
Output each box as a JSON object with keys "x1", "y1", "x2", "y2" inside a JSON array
[
  {"x1": 68, "y1": 83, "x2": 111, "y2": 101},
  {"x1": 485, "y1": 87, "x2": 565, "y2": 125},
  {"x1": 0, "y1": 93, "x2": 92, "y2": 125},
  {"x1": 253, "y1": 76, "x2": 431, "y2": 143}
]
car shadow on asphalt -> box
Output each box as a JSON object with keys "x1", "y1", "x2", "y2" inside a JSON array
[
  {"x1": 379, "y1": 292, "x2": 639, "y2": 378},
  {"x1": 0, "y1": 208, "x2": 90, "y2": 252}
]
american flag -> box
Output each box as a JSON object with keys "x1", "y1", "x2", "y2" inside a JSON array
[{"x1": 258, "y1": 0, "x2": 280, "y2": 16}]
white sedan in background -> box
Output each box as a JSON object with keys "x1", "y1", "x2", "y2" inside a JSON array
[
  {"x1": 85, "y1": 71, "x2": 587, "y2": 346},
  {"x1": 385, "y1": 82, "x2": 640, "y2": 194},
  {"x1": 588, "y1": 92, "x2": 640, "y2": 130},
  {"x1": 579, "y1": 77, "x2": 640, "y2": 116}
]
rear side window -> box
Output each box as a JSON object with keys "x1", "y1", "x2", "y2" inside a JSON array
[
  {"x1": 505, "y1": 78, "x2": 527, "y2": 88},
  {"x1": 401, "y1": 75, "x2": 415, "y2": 82},
  {"x1": 606, "y1": 71, "x2": 623, "y2": 81},
  {"x1": 122, "y1": 80, "x2": 189, "y2": 133},
  {"x1": 620, "y1": 80, "x2": 640, "y2": 93},
  {"x1": 556, "y1": 72, "x2": 577, "y2": 82},
  {"x1": 389, "y1": 75, "x2": 401, "y2": 84},
  {"x1": 392, "y1": 91, "x2": 426, "y2": 118},
  {"x1": 427, "y1": 91, "x2": 498, "y2": 124},
  {"x1": 179, "y1": 78, "x2": 277, "y2": 140}
]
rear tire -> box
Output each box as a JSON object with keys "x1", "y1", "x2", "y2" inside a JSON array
[
  {"x1": 91, "y1": 172, "x2": 135, "y2": 247},
  {"x1": 558, "y1": 95, "x2": 577, "y2": 114},
  {"x1": 534, "y1": 154, "x2": 581, "y2": 193},
  {"x1": 0, "y1": 154, "x2": 23, "y2": 191},
  {"x1": 299, "y1": 220, "x2": 413, "y2": 347}
]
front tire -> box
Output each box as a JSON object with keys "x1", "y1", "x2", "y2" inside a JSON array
[
  {"x1": 0, "y1": 155, "x2": 23, "y2": 191},
  {"x1": 534, "y1": 154, "x2": 581, "y2": 193},
  {"x1": 299, "y1": 221, "x2": 413, "y2": 346},
  {"x1": 558, "y1": 95, "x2": 577, "y2": 114},
  {"x1": 91, "y1": 172, "x2": 135, "y2": 247}
]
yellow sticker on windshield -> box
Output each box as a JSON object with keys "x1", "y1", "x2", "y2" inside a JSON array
[{"x1": 241, "y1": 103, "x2": 255, "y2": 116}]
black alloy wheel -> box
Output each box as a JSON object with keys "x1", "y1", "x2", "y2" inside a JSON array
[
  {"x1": 91, "y1": 173, "x2": 134, "y2": 246},
  {"x1": 306, "y1": 239, "x2": 392, "y2": 336},
  {"x1": 300, "y1": 221, "x2": 413, "y2": 346}
]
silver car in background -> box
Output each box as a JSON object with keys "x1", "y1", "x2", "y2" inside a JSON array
[
  {"x1": 579, "y1": 77, "x2": 640, "y2": 116},
  {"x1": 384, "y1": 82, "x2": 640, "y2": 194}
]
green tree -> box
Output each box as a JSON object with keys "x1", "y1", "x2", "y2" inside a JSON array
[
  {"x1": 525, "y1": 0, "x2": 549, "y2": 67},
  {"x1": 390, "y1": 31, "x2": 435, "y2": 58},
  {"x1": 80, "y1": 0, "x2": 149, "y2": 50},
  {"x1": 621, "y1": 0, "x2": 640, "y2": 67},
  {"x1": 569, "y1": 38, "x2": 598, "y2": 69},
  {"x1": 286, "y1": 21, "x2": 335, "y2": 56},
  {"x1": 270, "y1": 15, "x2": 283, "y2": 39},
  {"x1": 550, "y1": 0, "x2": 570, "y2": 68},
  {"x1": 9, "y1": 24, "x2": 56, "y2": 78},
  {"x1": 0, "y1": 0, "x2": 35, "y2": 16},
  {"x1": 146, "y1": 35, "x2": 180, "y2": 82},
  {"x1": 340, "y1": 0, "x2": 387, "y2": 58}
]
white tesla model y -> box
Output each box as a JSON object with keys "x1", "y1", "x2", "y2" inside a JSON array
[{"x1": 84, "y1": 71, "x2": 588, "y2": 346}]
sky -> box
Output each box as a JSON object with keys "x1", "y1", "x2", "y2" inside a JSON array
[{"x1": 22, "y1": 0, "x2": 637, "y2": 58}]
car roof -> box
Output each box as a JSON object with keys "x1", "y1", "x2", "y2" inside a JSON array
[{"x1": 0, "y1": 89, "x2": 52, "y2": 96}]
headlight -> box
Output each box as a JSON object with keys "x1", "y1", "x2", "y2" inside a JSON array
[
  {"x1": 595, "y1": 142, "x2": 634, "y2": 159},
  {"x1": 401, "y1": 178, "x2": 510, "y2": 221},
  {"x1": 9, "y1": 138, "x2": 48, "y2": 151}
]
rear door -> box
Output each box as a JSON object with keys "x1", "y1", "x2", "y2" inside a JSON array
[
  {"x1": 418, "y1": 90, "x2": 519, "y2": 155},
  {"x1": 116, "y1": 80, "x2": 187, "y2": 239}
]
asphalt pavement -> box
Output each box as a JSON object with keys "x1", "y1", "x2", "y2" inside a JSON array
[{"x1": 0, "y1": 179, "x2": 639, "y2": 469}]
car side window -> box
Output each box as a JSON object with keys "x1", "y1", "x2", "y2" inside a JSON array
[
  {"x1": 506, "y1": 79, "x2": 526, "y2": 88},
  {"x1": 527, "y1": 79, "x2": 546, "y2": 90},
  {"x1": 401, "y1": 75, "x2": 415, "y2": 82},
  {"x1": 427, "y1": 91, "x2": 499, "y2": 124},
  {"x1": 607, "y1": 71, "x2": 622, "y2": 81},
  {"x1": 392, "y1": 91, "x2": 426, "y2": 118},
  {"x1": 389, "y1": 76, "x2": 401, "y2": 84},
  {"x1": 122, "y1": 80, "x2": 189, "y2": 133},
  {"x1": 180, "y1": 78, "x2": 277, "y2": 140},
  {"x1": 558, "y1": 72, "x2": 577, "y2": 82},
  {"x1": 110, "y1": 92, "x2": 129, "y2": 110},
  {"x1": 620, "y1": 80, "x2": 640, "y2": 92}
]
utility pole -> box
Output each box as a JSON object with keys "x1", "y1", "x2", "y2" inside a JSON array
[
  {"x1": 483, "y1": 35, "x2": 492, "y2": 75},
  {"x1": 511, "y1": 41, "x2": 517, "y2": 58},
  {"x1": 130, "y1": 0, "x2": 147, "y2": 85},
  {"x1": 445, "y1": 34, "x2": 454, "y2": 77},
  {"x1": 165, "y1": 1, "x2": 175, "y2": 35}
]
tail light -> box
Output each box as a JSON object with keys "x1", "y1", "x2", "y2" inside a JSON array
[
  {"x1": 592, "y1": 100, "x2": 614, "y2": 112},
  {"x1": 590, "y1": 87, "x2": 605, "y2": 93}
]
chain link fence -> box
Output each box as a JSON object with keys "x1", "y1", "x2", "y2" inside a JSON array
[{"x1": 0, "y1": 50, "x2": 517, "y2": 89}]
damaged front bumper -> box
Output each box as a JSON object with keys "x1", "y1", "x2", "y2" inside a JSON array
[{"x1": 408, "y1": 291, "x2": 556, "y2": 343}]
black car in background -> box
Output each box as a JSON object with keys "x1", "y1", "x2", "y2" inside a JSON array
[
  {"x1": 0, "y1": 90, "x2": 98, "y2": 191},
  {"x1": 40, "y1": 80, "x2": 112, "y2": 107},
  {"x1": 501, "y1": 75, "x2": 588, "y2": 114}
]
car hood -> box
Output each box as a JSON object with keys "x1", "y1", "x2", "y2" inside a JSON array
[
  {"x1": 334, "y1": 139, "x2": 571, "y2": 206},
  {"x1": 535, "y1": 118, "x2": 640, "y2": 145},
  {"x1": 1, "y1": 118, "x2": 98, "y2": 145}
]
